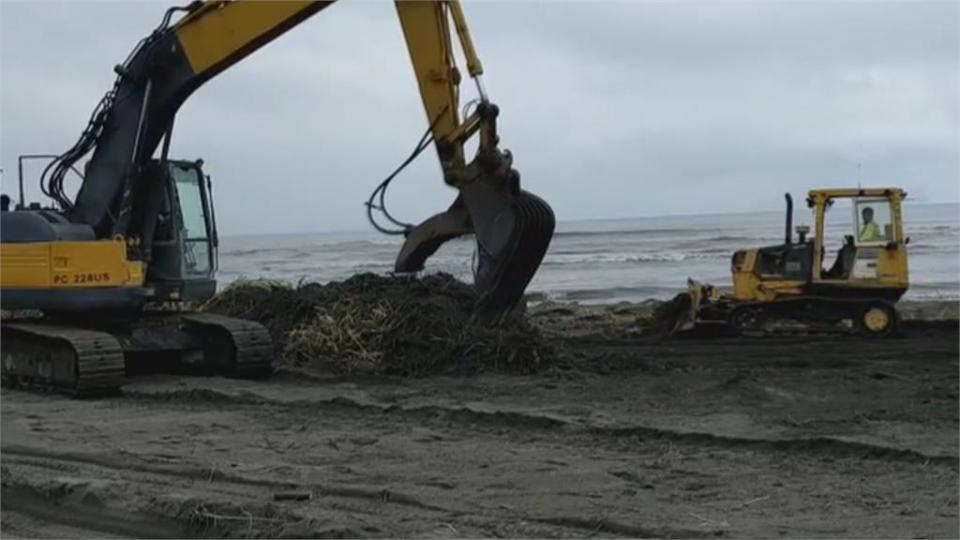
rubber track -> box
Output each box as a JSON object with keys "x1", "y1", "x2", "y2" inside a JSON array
[
  {"x1": 2, "y1": 324, "x2": 125, "y2": 397},
  {"x1": 181, "y1": 313, "x2": 274, "y2": 378}
]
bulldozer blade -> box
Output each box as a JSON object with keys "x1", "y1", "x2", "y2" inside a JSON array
[
  {"x1": 395, "y1": 183, "x2": 555, "y2": 320},
  {"x1": 658, "y1": 279, "x2": 712, "y2": 336},
  {"x1": 672, "y1": 280, "x2": 704, "y2": 335}
]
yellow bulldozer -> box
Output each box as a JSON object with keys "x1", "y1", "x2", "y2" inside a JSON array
[{"x1": 675, "y1": 188, "x2": 910, "y2": 337}]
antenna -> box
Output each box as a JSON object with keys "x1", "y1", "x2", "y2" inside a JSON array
[{"x1": 856, "y1": 143, "x2": 863, "y2": 190}]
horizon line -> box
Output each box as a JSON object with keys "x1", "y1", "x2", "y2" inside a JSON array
[{"x1": 221, "y1": 200, "x2": 960, "y2": 238}]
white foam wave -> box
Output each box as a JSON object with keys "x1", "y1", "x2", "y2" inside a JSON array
[{"x1": 544, "y1": 251, "x2": 724, "y2": 265}]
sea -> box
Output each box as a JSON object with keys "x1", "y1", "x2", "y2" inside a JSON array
[{"x1": 218, "y1": 202, "x2": 960, "y2": 304}]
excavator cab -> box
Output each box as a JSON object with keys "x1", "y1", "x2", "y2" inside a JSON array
[
  {"x1": 140, "y1": 159, "x2": 219, "y2": 303},
  {"x1": 0, "y1": 157, "x2": 218, "y2": 312}
]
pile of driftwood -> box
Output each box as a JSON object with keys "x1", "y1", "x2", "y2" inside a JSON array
[{"x1": 204, "y1": 273, "x2": 553, "y2": 376}]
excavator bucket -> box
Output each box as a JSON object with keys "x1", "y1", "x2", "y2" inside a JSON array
[{"x1": 395, "y1": 177, "x2": 554, "y2": 320}]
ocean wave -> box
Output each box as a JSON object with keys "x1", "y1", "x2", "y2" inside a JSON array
[
  {"x1": 537, "y1": 282, "x2": 960, "y2": 304},
  {"x1": 907, "y1": 280, "x2": 960, "y2": 292},
  {"x1": 909, "y1": 225, "x2": 960, "y2": 233},
  {"x1": 222, "y1": 247, "x2": 310, "y2": 257},
  {"x1": 221, "y1": 239, "x2": 401, "y2": 257},
  {"x1": 555, "y1": 228, "x2": 696, "y2": 238},
  {"x1": 904, "y1": 244, "x2": 960, "y2": 254},
  {"x1": 702, "y1": 235, "x2": 786, "y2": 243},
  {"x1": 556, "y1": 232, "x2": 784, "y2": 248},
  {"x1": 323, "y1": 240, "x2": 403, "y2": 252},
  {"x1": 544, "y1": 251, "x2": 727, "y2": 265},
  {"x1": 692, "y1": 247, "x2": 738, "y2": 254},
  {"x1": 538, "y1": 285, "x2": 687, "y2": 302}
]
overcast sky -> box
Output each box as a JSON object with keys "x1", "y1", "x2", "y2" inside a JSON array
[{"x1": 1, "y1": 0, "x2": 957, "y2": 235}]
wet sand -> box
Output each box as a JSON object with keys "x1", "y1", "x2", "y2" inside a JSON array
[{"x1": 2, "y1": 301, "x2": 957, "y2": 538}]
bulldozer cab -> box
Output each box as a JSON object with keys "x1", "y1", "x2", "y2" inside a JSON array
[{"x1": 809, "y1": 188, "x2": 908, "y2": 294}]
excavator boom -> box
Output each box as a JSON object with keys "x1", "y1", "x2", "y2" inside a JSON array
[
  {"x1": 69, "y1": 1, "x2": 335, "y2": 235},
  {"x1": 391, "y1": 1, "x2": 555, "y2": 316}
]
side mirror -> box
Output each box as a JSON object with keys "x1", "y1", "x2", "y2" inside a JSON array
[{"x1": 904, "y1": 236, "x2": 910, "y2": 245}]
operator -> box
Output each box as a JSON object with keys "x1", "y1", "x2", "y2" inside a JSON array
[
  {"x1": 859, "y1": 206, "x2": 882, "y2": 242},
  {"x1": 0, "y1": 194, "x2": 10, "y2": 212}
]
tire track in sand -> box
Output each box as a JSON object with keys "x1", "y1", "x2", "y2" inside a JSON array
[
  {"x1": 124, "y1": 386, "x2": 960, "y2": 468},
  {"x1": 1, "y1": 445, "x2": 719, "y2": 539}
]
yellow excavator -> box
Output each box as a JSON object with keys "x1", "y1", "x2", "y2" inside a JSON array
[
  {"x1": 674, "y1": 188, "x2": 909, "y2": 337},
  {"x1": 0, "y1": 0, "x2": 555, "y2": 396}
]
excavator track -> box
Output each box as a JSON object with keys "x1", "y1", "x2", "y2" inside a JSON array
[
  {"x1": 1, "y1": 324, "x2": 125, "y2": 397},
  {"x1": 180, "y1": 313, "x2": 274, "y2": 379}
]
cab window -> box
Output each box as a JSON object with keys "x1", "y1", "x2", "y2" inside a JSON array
[{"x1": 171, "y1": 165, "x2": 212, "y2": 275}]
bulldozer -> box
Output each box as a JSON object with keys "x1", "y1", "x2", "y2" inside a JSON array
[
  {"x1": 673, "y1": 188, "x2": 909, "y2": 337},
  {"x1": 0, "y1": 0, "x2": 555, "y2": 396}
]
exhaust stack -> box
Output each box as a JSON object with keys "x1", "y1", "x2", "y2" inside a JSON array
[{"x1": 784, "y1": 193, "x2": 793, "y2": 245}]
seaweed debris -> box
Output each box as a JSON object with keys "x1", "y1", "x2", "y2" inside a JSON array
[{"x1": 203, "y1": 273, "x2": 553, "y2": 376}]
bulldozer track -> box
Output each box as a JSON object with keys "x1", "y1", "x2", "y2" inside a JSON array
[
  {"x1": 688, "y1": 296, "x2": 903, "y2": 337},
  {"x1": 1, "y1": 324, "x2": 125, "y2": 397}
]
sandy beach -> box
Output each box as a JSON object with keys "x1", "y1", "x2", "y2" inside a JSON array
[{"x1": 2, "y1": 298, "x2": 957, "y2": 539}]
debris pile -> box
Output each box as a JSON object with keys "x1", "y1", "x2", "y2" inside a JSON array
[{"x1": 203, "y1": 273, "x2": 553, "y2": 376}]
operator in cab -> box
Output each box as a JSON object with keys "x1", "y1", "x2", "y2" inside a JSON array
[{"x1": 859, "y1": 206, "x2": 882, "y2": 242}]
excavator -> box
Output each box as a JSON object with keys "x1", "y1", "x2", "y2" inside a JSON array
[{"x1": 0, "y1": 0, "x2": 555, "y2": 396}]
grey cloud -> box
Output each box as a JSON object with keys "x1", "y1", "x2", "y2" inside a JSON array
[{"x1": 1, "y1": 0, "x2": 956, "y2": 235}]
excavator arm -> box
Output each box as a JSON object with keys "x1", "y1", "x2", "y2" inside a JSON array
[
  {"x1": 47, "y1": 0, "x2": 553, "y2": 316},
  {"x1": 392, "y1": 2, "x2": 555, "y2": 316}
]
